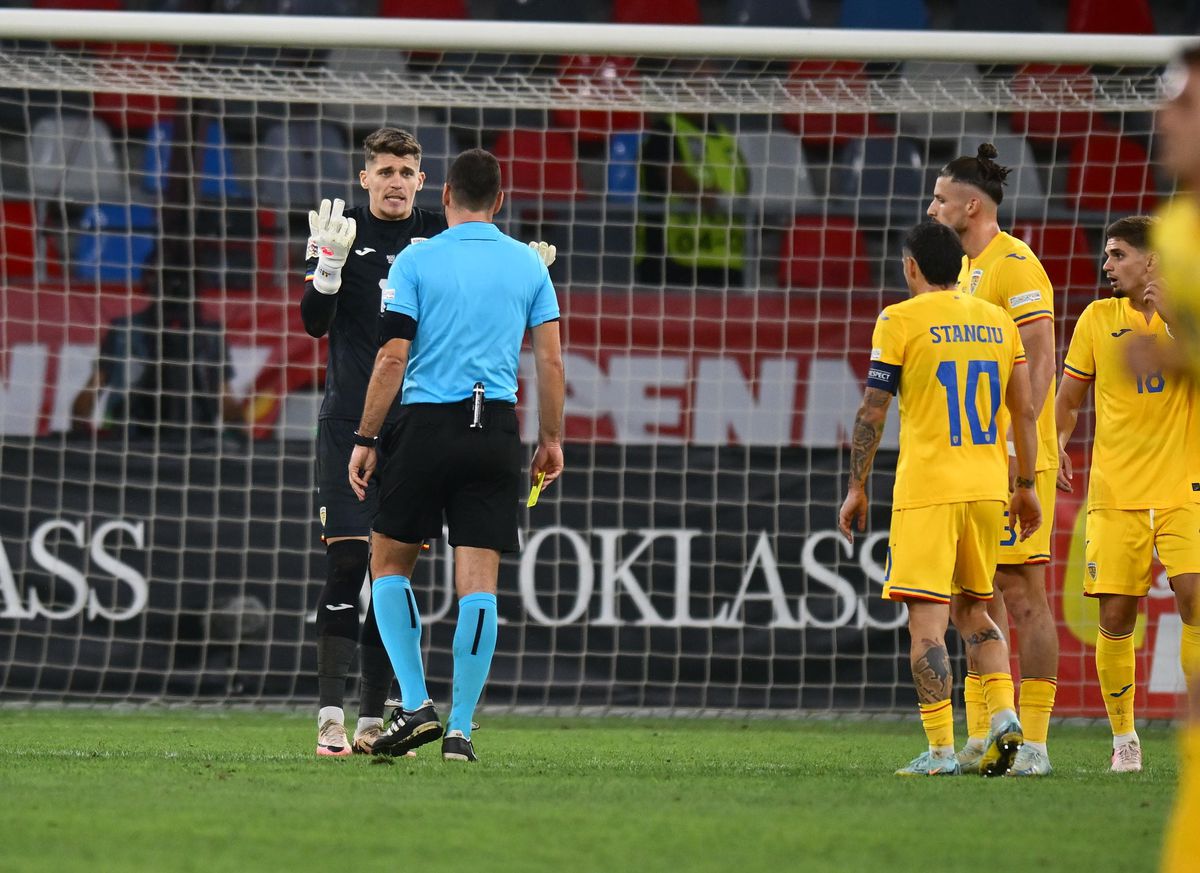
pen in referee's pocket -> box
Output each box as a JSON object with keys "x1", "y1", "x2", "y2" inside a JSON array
[{"x1": 470, "y1": 381, "x2": 485, "y2": 429}]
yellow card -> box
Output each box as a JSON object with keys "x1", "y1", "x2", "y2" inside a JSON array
[{"x1": 527, "y1": 472, "x2": 546, "y2": 507}]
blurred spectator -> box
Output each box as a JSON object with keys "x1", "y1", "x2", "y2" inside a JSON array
[
  {"x1": 637, "y1": 112, "x2": 749, "y2": 289},
  {"x1": 71, "y1": 268, "x2": 245, "y2": 444}
]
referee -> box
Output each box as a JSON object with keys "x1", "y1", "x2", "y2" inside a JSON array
[
  {"x1": 302, "y1": 128, "x2": 447, "y2": 757},
  {"x1": 348, "y1": 148, "x2": 565, "y2": 762}
]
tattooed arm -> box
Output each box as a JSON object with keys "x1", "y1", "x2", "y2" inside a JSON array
[{"x1": 837, "y1": 386, "x2": 893, "y2": 544}]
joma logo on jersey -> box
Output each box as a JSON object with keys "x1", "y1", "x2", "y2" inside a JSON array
[{"x1": 969, "y1": 269, "x2": 983, "y2": 295}]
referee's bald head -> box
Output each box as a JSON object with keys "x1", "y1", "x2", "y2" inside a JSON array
[{"x1": 446, "y1": 148, "x2": 502, "y2": 212}]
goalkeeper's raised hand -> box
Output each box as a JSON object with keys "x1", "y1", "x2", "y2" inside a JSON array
[
  {"x1": 308, "y1": 197, "x2": 357, "y2": 294},
  {"x1": 528, "y1": 240, "x2": 556, "y2": 268}
]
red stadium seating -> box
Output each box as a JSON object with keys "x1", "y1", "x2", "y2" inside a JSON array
[
  {"x1": 1066, "y1": 129, "x2": 1157, "y2": 214},
  {"x1": 33, "y1": 0, "x2": 121, "y2": 8},
  {"x1": 491, "y1": 129, "x2": 581, "y2": 200},
  {"x1": 1009, "y1": 64, "x2": 1096, "y2": 142},
  {"x1": 378, "y1": 0, "x2": 468, "y2": 18},
  {"x1": 782, "y1": 61, "x2": 877, "y2": 147},
  {"x1": 1067, "y1": 0, "x2": 1154, "y2": 35},
  {"x1": 553, "y1": 56, "x2": 644, "y2": 142},
  {"x1": 90, "y1": 43, "x2": 179, "y2": 135},
  {"x1": 612, "y1": 0, "x2": 701, "y2": 25},
  {"x1": 0, "y1": 200, "x2": 37, "y2": 280},
  {"x1": 778, "y1": 215, "x2": 872, "y2": 291},
  {"x1": 1010, "y1": 221, "x2": 1098, "y2": 295}
]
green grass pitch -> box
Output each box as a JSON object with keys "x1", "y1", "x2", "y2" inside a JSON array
[{"x1": 0, "y1": 710, "x2": 1181, "y2": 873}]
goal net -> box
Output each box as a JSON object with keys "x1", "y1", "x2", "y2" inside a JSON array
[{"x1": 0, "y1": 12, "x2": 1186, "y2": 716}]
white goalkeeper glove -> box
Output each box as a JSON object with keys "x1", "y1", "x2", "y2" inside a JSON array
[
  {"x1": 529, "y1": 239, "x2": 556, "y2": 268},
  {"x1": 307, "y1": 197, "x2": 357, "y2": 295}
]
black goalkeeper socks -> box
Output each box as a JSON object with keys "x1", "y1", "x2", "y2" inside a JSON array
[{"x1": 317, "y1": 633, "x2": 358, "y2": 710}]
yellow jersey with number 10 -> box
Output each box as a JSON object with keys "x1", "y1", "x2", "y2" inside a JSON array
[
  {"x1": 870, "y1": 290, "x2": 1026, "y2": 511},
  {"x1": 956, "y1": 231, "x2": 1057, "y2": 472}
]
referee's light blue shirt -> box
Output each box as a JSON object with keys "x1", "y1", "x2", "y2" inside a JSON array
[{"x1": 381, "y1": 221, "x2": 560, "y2": 405}]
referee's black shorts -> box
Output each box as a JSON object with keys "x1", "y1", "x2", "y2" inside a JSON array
[
  {"x1": 316, "y1": 417, "x2": 396, "y2": 540},
  {"x1": 373, "y1": 401, "x2": 523, "y2": 553}
]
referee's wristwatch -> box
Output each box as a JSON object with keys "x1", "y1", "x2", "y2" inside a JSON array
[{"x1": 353, "y1": 431, "x2": 379, "y2": 448}]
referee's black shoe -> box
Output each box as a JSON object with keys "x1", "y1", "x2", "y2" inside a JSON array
[
  {"x1": 372, "y1": 700, "x2": 443, "y2": 757},
  {"x1": 441, "y1": 730, "x2": 478, "y2": 763}
]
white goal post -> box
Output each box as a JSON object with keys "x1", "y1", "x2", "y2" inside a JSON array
[{"x1": 0, "y1": 10, "x2": 1189, "y2": 717}]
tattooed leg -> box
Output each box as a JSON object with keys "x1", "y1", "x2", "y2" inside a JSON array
[{"x1": 952, "y1": 595, "x2": 1012, "y2": 676}]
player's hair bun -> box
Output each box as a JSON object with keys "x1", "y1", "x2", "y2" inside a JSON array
[
  {"x1": 976, "y1": 142, "x2": 998, "y2": 161},
  {"x1": 975, "y1": 142, "x2": 1011, "y2": 183}
]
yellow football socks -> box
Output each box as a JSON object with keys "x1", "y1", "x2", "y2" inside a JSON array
[
  {"x1": 980, "y1": 672, "x2": 1016, "y2": 718},
  {"x1": 1162, "y1": 725, "x2": 1200, "y2": 873},
  {"x1": 963, "y1": 671, "x2": 989, "y2": 741},
  {"x1": 1096, "y1": 626, "x2": 1136, "y2": 737},
  {"x1": 1181, "y1": 621, "x2": 1200, "y2": 683},
  {"x1": 918, "y1": 699, "x2": 954, "y2": 751},
  {"x1": 1019, "y1": 677, "x2": 1057, "y2": 745}
]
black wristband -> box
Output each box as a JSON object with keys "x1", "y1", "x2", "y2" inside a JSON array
[
  {"x1": 1015, "y1": 476, "x2": 1036, "y2": 490},
  {"x1": 353, "y1": 431, "x2": 379, "y2": 448}
]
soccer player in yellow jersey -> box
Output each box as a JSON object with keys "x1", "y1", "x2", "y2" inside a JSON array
[
  {"x1": 1149, "y1": 44, "x2": 1200, "y2": 873},
  {"x1": 1055, "y1": 215, "x2": 1200, "y2": 776},
  {"x1": 839, "y1": 221, "x2": 1041, "y2": 777},
  {"x1": 927, "y1": 143, "x2": 1060, "y2": 777}
]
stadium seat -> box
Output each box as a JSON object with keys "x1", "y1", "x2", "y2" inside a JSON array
[
  {"x1": 607, "y1": 131, "x2": 643, "y2": 202},
  {"x1": 725, "y1": 0, "x2": 809, "y2": 26},
  {"x1": 411, "y1": 123, "x2": 456, "y2": 192},
  {"x1": 954, "y1": 0, "x2": 1042, "y2": 31},
  {"x1": 778, "y1": 215, "x2": 872, "y2": 291},
  {"x1": 1067, "y1": 0, "x2": 1154, "y2": 34},
  {"x1": 782, "y1": 60, "x2": 877, "y2": 147},
  {"x1": 1009, "y1": 64, "x2": 1096, "y2": 142},
  {"x1": 895, "y1": 62, "x2": 994, "y2": 141},
  {"x1": 554, "y1": 56, "x2": 643, "y2": 143},
  {"x1": 33, "y1": 0, "x2": 121, "y2": 8},
  {"x1": 136, "y1": 119, "x2": 173, "y2": 196},
  {"x1": 29, "y1": 113, "x2": 127, "y2": 203},
  {"x1": 1066, "y1": 129, "x2": 1157, "y2": 214},
  {"x1": 832, "y1": 134, "x2": 925, "y2": 224},
  {"x1": 90, "y1": 43, "x2": 179, "y2": 136},
  {"x1": 491, "y1": 129, "x2": 581, "y2": 200},
  {"x1": 377, "y1": 0, "x2": 467, "y2": 18},
  {"x1": 257, "y1": 121, "x2": 353, "y2": 209},
  {"x1": 1010, "y1": 220, "x2": 1098, "y2": 302},
  {"x1": 839, "y1": 0, "x2": 928, "y2": 30},
  {"x1": 492, "y1": 0, "x2": 592, "y2": 21},
  {"x1": 198, "y1": 120, "x2": 251, "y2": 202},
  {"x1": 320, "y1": 48, "x2": 416, "y2": 131},
  {"x1": 952, "y1": 128, "x2": 1044, "y2": 219},
  {"x1": 0, "y1": 200, "x2": 38, "y2": 280},
  {"x1": 72, "y1": 203, "x2": 157, "y2": 283},
  {"x1": 735, "y1": 130, "x2": 816, "y2": 213},
  {"x1": 612, "y1": 0, "x2": 701, "y2": 25}
]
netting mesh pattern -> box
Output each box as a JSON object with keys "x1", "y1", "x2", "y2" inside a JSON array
[{"x1": 0, "y1": 37, "x2": 1188, "y2": 715}]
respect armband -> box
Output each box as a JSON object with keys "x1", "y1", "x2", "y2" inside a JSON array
[{"x1": 865, "y1": 361, "x2": 901, "y2": 394}]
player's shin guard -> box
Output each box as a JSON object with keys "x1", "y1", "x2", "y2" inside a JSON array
[
  {"x1": 918, "y1": 700, "x2": 954, "y2": 753},
  {"x1": 448, "y1": 592, "x2": 498, "y2": 738},
  {"x1": 963, "y1": 671, "x2": 989, "y2": 742},
  {"x1": 1096, "y1": 626, "x2": 1136, "y2": 736},
  {"x1": 372, "y1": 575, "x2": 430, "y2": 711},
  {"x1": 316, "y1": 540, "x2": 369, "y2": 709},
  {"x1": 980, "y1": 672, "x2": 1016, "y2": 720},
  {"x1": 1019, "y1": 677, "x2": 1057, "y2": 745},
  {"x1": 357, "y1": 596, "x2": 394, "y2": 720},
  {"x1": 1181, "y1": 622, "x2": 1200, "y2": 684}
]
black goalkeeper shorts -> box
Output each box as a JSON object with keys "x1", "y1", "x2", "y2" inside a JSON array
[
  {"x1": 373, "y1": 401, "x2": 523, "y2": 554},
  {"x1": 316, "y1": 417, "x2": 395, "y2": 540}
]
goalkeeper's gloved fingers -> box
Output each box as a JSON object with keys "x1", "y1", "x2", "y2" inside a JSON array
[{"x1": 529, "y1": 239, "x2": 556, "y2": 268}]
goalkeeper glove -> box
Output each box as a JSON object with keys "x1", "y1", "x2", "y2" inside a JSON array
[
  {"x1": 307, "y1": 197, "x2": 357, "y2": 295},
  {"x1": 528, "y1": 240, "x2": 556, "y2": 268}
]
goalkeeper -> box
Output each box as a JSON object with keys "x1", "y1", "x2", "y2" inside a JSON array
[{"x1": 301, "y1": 128, "x2": 556, "y2": 758}]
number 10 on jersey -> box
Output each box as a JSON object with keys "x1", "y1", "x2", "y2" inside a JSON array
[{"x1": 936, "y1": 359, "x2": 1001, "y2": 447}]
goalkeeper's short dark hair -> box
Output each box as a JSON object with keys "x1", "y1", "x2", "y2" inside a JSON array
[
  {"x1": 447, "y1": 148, "x2": 502, "y2": 211},
  {"x1": 903, "y1": 221, "x2": 965, "y2": 287},
  {"x1": 941, "y1": 142, "x2": 1011, "y2": 205},
  {"x1": 363, "y1": 127, "x2": 422, "y2": 165}
]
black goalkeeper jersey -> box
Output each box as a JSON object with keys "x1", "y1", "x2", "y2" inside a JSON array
[{"x1": 300, "y1": 205, "x2": 448, "y2": 423}]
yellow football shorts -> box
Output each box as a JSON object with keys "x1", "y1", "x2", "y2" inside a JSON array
[
  {"x1": 883, "y1": 500, "x2": 1005, "y2": 604},
  {"x1": 1084, "y1": 503, "x2": 1200, "y2": 597},
  {"x1": 997, "y1": 466, "x2": 1055, "y2": 566}
]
